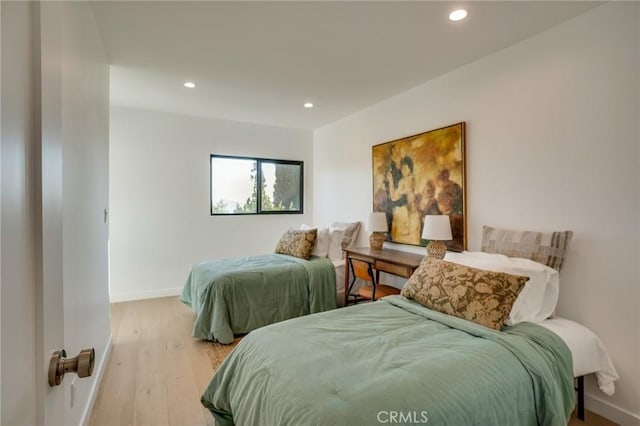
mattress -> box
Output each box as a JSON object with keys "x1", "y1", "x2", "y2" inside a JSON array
[{"x1": 539, "y1": 317, "x2": 619, "y2": 396}]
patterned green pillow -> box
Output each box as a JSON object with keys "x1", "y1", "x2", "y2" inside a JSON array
[
  {"x1": 401, "y1": 257, "x2": 528, "y2": 330},
  {"x1": 275, "y1": 229, "x2": 318, "y2": 260}
]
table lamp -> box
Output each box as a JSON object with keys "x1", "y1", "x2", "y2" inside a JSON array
[
  {"x1": 422, "y1": 215, "x2": 452, "y2": 259},
  {"x1": 368, "y1": 212, "x2": 388, "y2": 251}
]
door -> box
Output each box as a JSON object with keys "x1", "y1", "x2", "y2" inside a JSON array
[
  {"x1": 1, "y1": 2, "x2": 111, "y2": 425},
  {"x1": 37, "y1": 2, "x2": 66, "y2": 424},
  {"x1": 1, "y1": 2, "x2": 51, "y2": 424}
]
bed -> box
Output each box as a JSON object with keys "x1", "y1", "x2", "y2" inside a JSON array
[
  {"x1": 181, "y1": 253, "x2": 336, "y2": 344},
  {"x1": 202, "y1": 296, "x2": 618, "y2": 425},
  {"x1": 181, "y1": 222, "x2": 359, "y2": 344},
  {"x1": 201, "y1": 296, "x2": 575, "y2": 425}
]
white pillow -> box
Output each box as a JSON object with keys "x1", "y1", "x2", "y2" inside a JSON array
[
  {"x1": 327, "y1": 228, "x2": 347, "y2": 261},
  {"x1": 444, "y1": 251, "x2": 559, "y2": 325},
  {"x1": 300, "y1": 224, "x2": 330, "y2": 258}
]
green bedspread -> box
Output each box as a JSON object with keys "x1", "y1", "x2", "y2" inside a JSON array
[
  {"x1": 202, "y1": 295, "x2": 574, "y2": 426},
  {"x1": 181, "y1": 254, "x2": 336, "y2": 344}
]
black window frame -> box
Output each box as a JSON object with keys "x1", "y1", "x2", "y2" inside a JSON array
[{"x1": 210, "y1": 154, "x2": 304, "y2": 216}]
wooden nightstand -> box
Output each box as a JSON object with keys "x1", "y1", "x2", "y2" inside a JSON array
[{"x1": 343, "y1": 247, "x2": 424, "y2": 306}]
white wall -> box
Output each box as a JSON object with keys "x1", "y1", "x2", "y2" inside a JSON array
[
  {"x1": 60, "y1": 3, "x2": 111, "y2": 426},
  {"x1": 1, "y1": 2, "x2": 37, "y2": 424},
  {"x1": 314, "y1": 3, "x2": 639, "y2": 424},
  {"x1": 109, "y1": 107, "x2": 313, "y2": 301}
]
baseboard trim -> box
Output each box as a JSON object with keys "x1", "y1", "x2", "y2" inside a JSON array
[
  {"x1": 109, "y1": 287, "x2": 182, "y2": 303},
  {"x1": 586, "y1": 392, "x2": 640, "y2": 425},
  {"x1": 80, "y1": 334, "x2": 112, "y2": 426}
]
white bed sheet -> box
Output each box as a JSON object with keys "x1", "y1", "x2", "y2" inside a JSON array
[
  {"x1": 332, "y1": 259, "x2": 345, "y2": 295},
  {"x1": 539, "y1": 317, "x2": 619, "y2": 396}
]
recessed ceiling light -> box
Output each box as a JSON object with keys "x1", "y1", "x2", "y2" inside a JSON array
[
  {"x1": 449, "y1": 9, "x2": 467, "y2": 22},
  {"x1": 303, "y1": 102, "x2": 314, "y2": 108},
  {"x1": 184, "y1": 81, "x2": 196, "y2": 88}
]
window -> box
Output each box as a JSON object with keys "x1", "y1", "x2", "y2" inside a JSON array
[{"x1": 210, "y1": 155, "x2": 303, "y2": 215}]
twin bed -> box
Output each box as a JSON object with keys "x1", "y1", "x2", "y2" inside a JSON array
[
  {"x1": 182, "y1": 224, "x2": 619, "y2": 425},
  {"x1": 201, "y1": 295, "x2": 618, "y2": 425},
  {"x1": 202, "y1": 296, "x2": 575, "y2": 425},
  {"x1": 181, "y1": 222, "x2": 358, "y2": 343},
  {"x1": 180, "y1": 254, "x2": 337, "y2": 344}
]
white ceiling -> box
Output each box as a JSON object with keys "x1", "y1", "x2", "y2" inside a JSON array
[{"x1": 92, "y1": 1, "x2": 599, "y2": 130}]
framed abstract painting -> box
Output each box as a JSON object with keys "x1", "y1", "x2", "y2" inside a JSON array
[{"x1": 372, "y1": 122, "x2": 466, "y2": 251}]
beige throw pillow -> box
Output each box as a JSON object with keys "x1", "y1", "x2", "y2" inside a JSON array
[
  {"x1": 275, "y1": 229, "x2": 318, "y2": 260},
  {"x1": 401, "y1": 257, "x2": 528, "y2": 330}
]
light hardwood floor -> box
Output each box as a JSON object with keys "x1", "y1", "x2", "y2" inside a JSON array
[
  {"x1": 89, "y1": 297, "x2": 215, "y2": 426},
  {"x1": 89, "y1": 297, "x2": 616, "y2": 426}
]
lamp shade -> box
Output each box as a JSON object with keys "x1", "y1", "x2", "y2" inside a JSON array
[
  {"x1": 422, "y1": 215, "x2": 452, "y2": 240},
  {"x1": 368, "y1": 212, "x2": 388, "y2": 232}
]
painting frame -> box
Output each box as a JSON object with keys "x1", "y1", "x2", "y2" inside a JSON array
[{"x1": 372, "y1": 122, "x2": 466, "y2": 251}]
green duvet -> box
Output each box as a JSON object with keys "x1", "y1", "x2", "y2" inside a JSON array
[
  {"x1": 202, "y1": 295, "x2": 574, "y2": 426},
  {"x1": 181, "y1": 254, "x2": 336, "y2": 344}
]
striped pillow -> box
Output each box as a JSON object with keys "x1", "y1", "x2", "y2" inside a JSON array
[
  {"x1": 330, "y1": 221, "x2": 361, "y2": 249},
  {"x1": 481, "y1": 225, "x2": 573, "y2": 271}
]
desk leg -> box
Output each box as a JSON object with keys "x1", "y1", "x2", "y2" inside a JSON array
[{"x1": 343, "y1": 256, "x2": 351, "y2": 306}]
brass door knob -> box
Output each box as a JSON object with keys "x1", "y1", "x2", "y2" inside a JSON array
[{"x1": 48, "y1": 348, "x2": 95, "y2": 387}]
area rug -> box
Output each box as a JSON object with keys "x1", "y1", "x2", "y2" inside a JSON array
[{"x1": 205, "y1": 337, "x2": 243, "y2": 372}]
